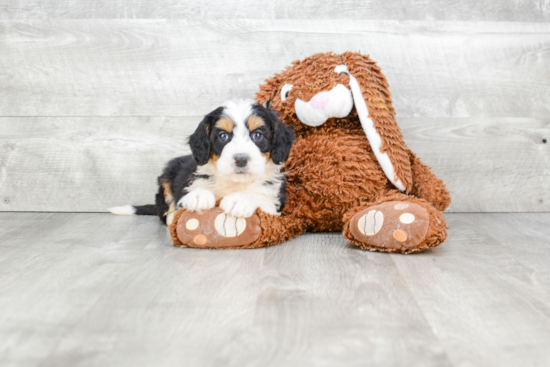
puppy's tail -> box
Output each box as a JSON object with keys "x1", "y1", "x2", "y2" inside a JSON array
[{"x1": 108, "y1": 204, "x2": 156, "y2": 216}]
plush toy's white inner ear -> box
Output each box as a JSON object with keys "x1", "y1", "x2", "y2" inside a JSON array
[{"x1": 334, "y1": 65, "x2": 406, "y2": 191}]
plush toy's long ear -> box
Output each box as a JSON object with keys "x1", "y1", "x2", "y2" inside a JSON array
[
  {"x1": 335, "y1": 61, "x2": 413, "y2": 192},
  {"x1": 188, "y1": 107, "x2": 223, "y2": 165},
  {"x1": 267, "y1": 109, "x2": 295, "y2": 164}
]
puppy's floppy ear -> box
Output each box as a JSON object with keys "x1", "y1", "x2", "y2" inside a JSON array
[
  {"x1": 188, "y1": 120, "x2": 210, "y2": 165},
  {"x1": 188, "y1": 107, "x2": 223, "y2": 165},
  {"x1": 267, "y1": 109, "x2": 295, "y2": 164}
]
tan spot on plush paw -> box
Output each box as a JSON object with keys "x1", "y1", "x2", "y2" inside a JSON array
[
  {"x1": 392, "y1": 229, "x2": 408, "y2": 242},
  {"x1": 215, "y1": 213, "x2": 247, "y2": 237},
  {"x1": 394, "y1": 203, "x2": 409, "y2": 210},
  {"x1": 174, "y1": 208, "x2": 262, "y2": 249},
  {"x1": 357, "y1": 210, "x2": 384, "y2": 236},
  {"x1": 186, "y1": 218, "x2": 199, "y2": 230},
  {"x1": 399, "y1": 213, "x2": 415, "y2": 224},
  {"x1": 193, "y1": 234, "x2": 207, "y2": 246}
]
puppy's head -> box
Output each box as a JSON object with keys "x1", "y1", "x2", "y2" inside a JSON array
[{"x1": 188, "y1": 99, "x2": 295, "y2": 181}]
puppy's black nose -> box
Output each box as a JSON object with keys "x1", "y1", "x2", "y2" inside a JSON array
[{"x1": 234, "y1": 154, "x2": 248, "y2": 168}]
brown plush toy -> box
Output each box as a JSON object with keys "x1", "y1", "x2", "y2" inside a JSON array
[{"x1": 170, "y1": 51, "x2": 451, "y2": 253}]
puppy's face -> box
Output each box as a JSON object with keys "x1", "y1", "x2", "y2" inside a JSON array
[{"x1": 189, "y1": 99, "x2": 295, "y2": 181}]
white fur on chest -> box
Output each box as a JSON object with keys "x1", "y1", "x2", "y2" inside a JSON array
[{"x1": 188, "y1": 160, "x2": 285, "y2": 215}]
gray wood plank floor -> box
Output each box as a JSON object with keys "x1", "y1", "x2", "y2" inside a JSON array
[{"x1": 1, "y1": 212, "x2": 549, "y2": 367}]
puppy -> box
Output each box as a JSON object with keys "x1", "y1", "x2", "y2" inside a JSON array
[{"x1": 109, "y1": 99, "x2": 295, "y2": 225}]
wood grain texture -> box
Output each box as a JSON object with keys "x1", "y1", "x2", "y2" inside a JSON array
[
  {"x1": 1, "y1": 116, "x2": 548, "y2": 213},
  {"x1": 0, "y1": 116, "x2": 195, "y2": 212},
  {"x1": 392, "y1": 213, "x2": 550, "y2": 367},
  {"x1": 1, "y1": 212, "x2": 550, "y2": 366},
  {"x1": 1, "y1": 0, "x2": 549, "y2": 21},
  {"x1": 403, "y1": 117, "x2": 550, "y2": 212},
  {"x1": 234, "y1": 235, "x2": 451, "y2": 367},
  {"x1": 1, "y1": 20, "x2": 549, "y2": 118}
]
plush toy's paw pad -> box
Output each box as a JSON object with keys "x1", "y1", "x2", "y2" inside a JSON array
[
  {"x1": 350, "y1": 201, "x2": 429, "y2": 251},
  {"x1": 174, "y1": 208, "x2": 261, "y2": 248}
]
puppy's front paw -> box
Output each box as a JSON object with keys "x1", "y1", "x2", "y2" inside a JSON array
[
  {"x1": 220, "y1": 193, "x2": 258, "y2": 218},
  {"x1": 177, "y1": 188, "x2": 216, "y2": 212}
]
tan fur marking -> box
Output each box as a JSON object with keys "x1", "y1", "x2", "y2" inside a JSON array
[
  {"x1": 209, "y1": 154, "x2": 219, "y2": 168},
  {"x1": 215, "y1": 117, "x2": 233, "y2": 132},
  {"x1": 162, "y1": 182, "x2": 176, "y2": 215},
  {"x1": 247, "y1": 115, "x2": 265, "y2": 131}
]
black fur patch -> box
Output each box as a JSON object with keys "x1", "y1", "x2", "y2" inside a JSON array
[
  {"x1": 155, "y1": 155, "x2": 199, "y2": 223},
  {"x1": 209, "y1": 127, "x2": 233, "y2": 158},
  {"x1": 263, "y1": 179, "x2": 288, "y2": 212},
  {"x1": 188, "y1": 107, "x2": 224, "y2": 165},
  {"x1": 277, "y1": 179, "x2": 288, "y2": 212},
  {"x1": 251, "y1": 103, "x2": 295, "y2": 164}
]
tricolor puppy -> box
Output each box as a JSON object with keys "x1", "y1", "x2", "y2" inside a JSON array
[{"x1": 109, "y1": 99, "x2": 295, "y2": 225}]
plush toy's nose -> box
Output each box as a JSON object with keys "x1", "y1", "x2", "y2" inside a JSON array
[
  {"x1": 308, "y1": 92, "x2": 330, "y2": 110},
  {"x1": 294, "y1": 84, "x2": 353, "y2": 127}
]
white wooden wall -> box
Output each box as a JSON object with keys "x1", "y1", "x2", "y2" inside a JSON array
[{"x1": 0, "y1": 1, "x2": 549, "y2": 212}]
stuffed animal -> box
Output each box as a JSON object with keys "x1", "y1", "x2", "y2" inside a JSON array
[{"x1": 170, "y1": 51, "x2": 450, "y2": 253}]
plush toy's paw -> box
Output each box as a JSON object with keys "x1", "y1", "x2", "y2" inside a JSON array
[
  {"x1": 219, "y1": 192, "x2": 258, "y2": 218},
  {"x1": 177, "y1": 188, "x2": 216, "y2": 212},
  {"x1": 349, "y1": 201, "x2": 431, "y2": 252},
  {"x1": 171, "y1": 207, "x2": 261, "y2": 248}
]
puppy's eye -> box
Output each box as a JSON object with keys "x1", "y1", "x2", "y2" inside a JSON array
[
  {"x1": 281, "y1": 84, "x2": 293, "y2": 102},
  {"x1": 219, "y1": 132, "x2": 229, "y2": 141},
  {"x1": 251, "y1": 131, "x2": 263, "y2": 141}
]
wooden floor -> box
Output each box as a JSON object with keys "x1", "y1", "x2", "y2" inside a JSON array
[{"x1": 0, "y1": 213, "x2": 549, "y2": 366}]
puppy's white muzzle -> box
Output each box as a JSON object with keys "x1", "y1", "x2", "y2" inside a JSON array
[{"x1": 294, "y1": 84, "x2": 353, "y2": 127}]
